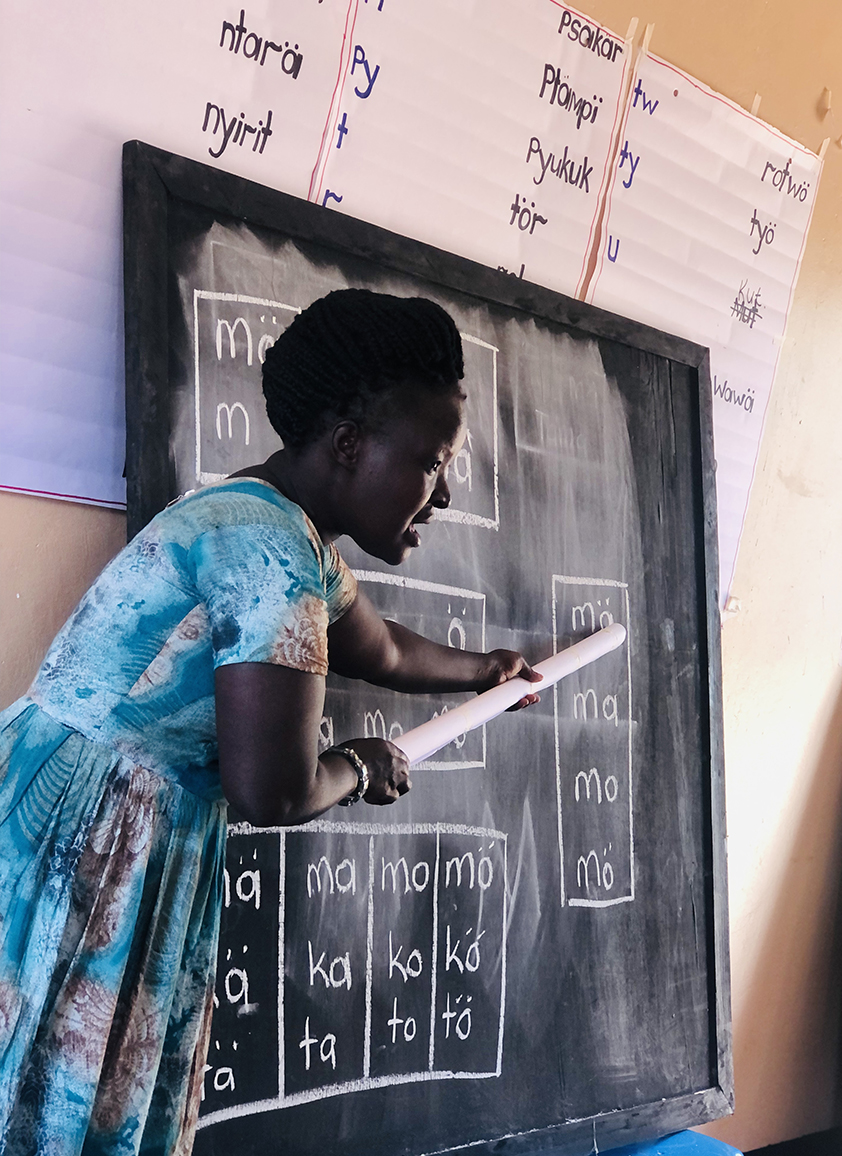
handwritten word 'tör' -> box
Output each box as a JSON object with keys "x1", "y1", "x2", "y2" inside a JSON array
[
  {"x1": 749, "y1": 210, "x2": 776, "y2": 254},
  {"x1": 219, "y1": 9, "x2": 303, "y2": 77},
  {"x1": 539, "y1": 67, "x2": 603, "y2": 129},
  {"x1": 526, "y1": 137, "x2": 593, "y2": 192},
  {"x1": 508, "y1": 194, "x2": 547, "y2": 235},
  {"x1": 557, "y1": 10, "x2": 624, "y2": 62},
  {"x1": 202, "y1": 103, "x2": 273, "y2": 159},
  {"x1": 761, "y1": 157, "x2": 810, "y2": 202}
]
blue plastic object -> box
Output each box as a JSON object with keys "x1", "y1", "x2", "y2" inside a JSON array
[{"x1": 605, "y1": 1132, "x2": 742, "y2": 1156}]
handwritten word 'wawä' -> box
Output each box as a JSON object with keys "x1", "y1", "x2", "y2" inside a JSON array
[
  {"x1": 202, "y1": 103, "x2": 273, "y2": 158},
  {"x1": 557, "y1": 10, "x2": 624, "y2": 62},
  {"x1": 219, "y1": 9, "x2": 303, "y2": 77},
  {"x1": 539, "y1": 67, "x2": 603, "y2": 129},
  {"x1": 713, "y1": 375, "x2": 755, "y2": 415},
  {"x1": 526, "y1": 137, "x2": 593, "y2": 192}
]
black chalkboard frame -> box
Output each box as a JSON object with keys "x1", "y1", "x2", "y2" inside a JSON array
[{"x1": 122, "y1": 139, "x2": 731, "y2": 1154}]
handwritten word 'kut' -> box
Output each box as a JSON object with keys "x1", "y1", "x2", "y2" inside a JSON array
[
  {"x1": 557, "y1": 9, "x2": 624, "y2": 62},
  {"x1": 203, "y1": 103, "x2": 273, "y2": 158},
  {"x1": 526, "y1": 137, "x2": 592, "y2": 191},
  {"x1": 539, "y1": 66, "x2": 603, "y2": 129},
  {"x1": 219, "y1": 9, "x2": 302, "y2": 77}
]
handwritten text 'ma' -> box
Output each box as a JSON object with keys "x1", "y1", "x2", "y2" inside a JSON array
[{"x1": 526, "y1": 137, "x2": 593, "y2": 191}]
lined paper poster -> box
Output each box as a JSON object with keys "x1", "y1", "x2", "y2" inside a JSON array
[
  {"x1": 586, "y1": 52, "x2": 823, "y2": 599},
  {"x1": 310, "y1": 0, "x2": 632, "y2": 297}
]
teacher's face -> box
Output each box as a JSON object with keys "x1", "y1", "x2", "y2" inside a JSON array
[{"x1": 345, "y1": 387, "x2": 466, "y2": 565}]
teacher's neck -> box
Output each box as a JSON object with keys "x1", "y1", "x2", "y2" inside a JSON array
[{"x1": 229, "y1": 446, "x2": 343, "y2": 544}]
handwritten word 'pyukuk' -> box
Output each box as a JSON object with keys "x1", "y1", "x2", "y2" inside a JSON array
[{"x1": 526, "y1": 137, "x2": 593, "y2": 192}]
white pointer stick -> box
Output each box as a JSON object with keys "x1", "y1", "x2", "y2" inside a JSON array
[{"x1": 393, "y1": 622, "x2": 627, "y2": 767}]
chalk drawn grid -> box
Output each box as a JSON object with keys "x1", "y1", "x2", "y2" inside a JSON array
[
  {"x1": 198, "y1": 821, "x2": 508, "y2": 1128},
  {"x1": 192, "y1": 291, "x2": 499, "y2": 532},
  {"x1": 551, "y1": 576, "x2": 634, "y2": 909},
  {"x1": 350, "y1": 571, "x2": 487, "y2": 771}
]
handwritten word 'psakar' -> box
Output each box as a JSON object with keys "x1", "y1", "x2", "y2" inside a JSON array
[
  {"x1": 539, "y1": 68, "x2": 604, "y2": 129},
  {"x1": 219, "y1": 8, "x2": 303, "y2": 78},
  {"x1": 556, "y1": 9, "x2": 624, "y2": 62},
  {"x1": 526, "y1": 137, "x2": 593, "y2": 192}
]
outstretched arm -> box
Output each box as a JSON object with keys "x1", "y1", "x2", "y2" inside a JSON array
[{"x1": 327, "y1": 589, "x2": 542, "y2": 701}]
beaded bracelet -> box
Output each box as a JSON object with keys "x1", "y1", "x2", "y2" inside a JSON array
[{"x1": 329, "y1": 745, "x2": 371, "y2": 807}]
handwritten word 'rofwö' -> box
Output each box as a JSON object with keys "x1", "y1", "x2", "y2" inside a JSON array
[
  {"x1": 220, "y1": 9, "x2": 302, "y2": 78},
  {"x1": 203, "y1": 103, "x2": 273, "y2": 158},
  {"x1": 749, "y1": 210, "x2": 776, "y2": 254},
  {"x1": 539, "y1": 67, "x2": 603, "y2": 129},
  {"x1": 526, "y1": 137, "x2": 593, "y2": 192},
  {"x1": 714, "y1": 375, "x2": 755, "y2": 414},
  {"x1": 509, "y1": 194, "x2": 547, "y2": 234},
  {"x1": 761, "y1": 157, "x2": 810, "y2": 202},
  {"x1": 731, "y1": 281, "x2": 763, "y2": 329},
  {"x1": 557, "y1": 10, "x2": 624, "y2": 62}
]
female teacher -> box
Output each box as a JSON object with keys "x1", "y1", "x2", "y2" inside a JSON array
[{"x1": 0, "y1": 289, "x2": 538, "y2": 1155}]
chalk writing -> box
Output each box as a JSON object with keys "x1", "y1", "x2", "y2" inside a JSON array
[{"x1": 553, "y1": 577, "x2": 634, "y2": 908}]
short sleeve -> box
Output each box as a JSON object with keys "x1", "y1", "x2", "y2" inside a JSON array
[
  {"x1": 324, "y1": 545, "x2": 358, "y2": 623},
  {"x1": 190, "y1": 516, "x2": 331, "y2": 675}
]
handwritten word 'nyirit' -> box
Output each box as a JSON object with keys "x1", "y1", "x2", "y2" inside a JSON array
[
  {"x1": 557, "y1": 10, "x2": 624, "y2": 62},
  {"x1": 220, "y1": 9, "x2": 302, "y2": 77},
  {"x1": 203, "y1": 103, "x2": 273, "y2": 158}
]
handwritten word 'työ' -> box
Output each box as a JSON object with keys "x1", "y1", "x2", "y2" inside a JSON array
[
  {"x1": 219, "y1": 8, "x2": 303, "y2": 78},
  {"x1": 539, "y1": 66, "x2": 603, "y2": 129},
  {"x1": 557, "y1": 10, "x2": 624, "y2": 63}
]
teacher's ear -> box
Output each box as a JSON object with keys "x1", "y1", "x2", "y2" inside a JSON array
[{"x1": 331, "y1": 420, "x2": 364, "y2": 470}]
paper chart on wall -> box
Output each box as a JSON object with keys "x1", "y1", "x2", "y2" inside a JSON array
[
  {"x1": 585, "y1": 51, "x2": 823, "y2": 602},
  {"x1": 0, "y1": 0, "x2": 350, "y2": 508},
  {"x1": 311, "y1": 0, "x2": 632, "y2": 299}
]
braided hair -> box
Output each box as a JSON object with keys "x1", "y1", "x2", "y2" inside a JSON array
[{"x1": 262, "y1": 289, "x2": 465, "y2": 448}]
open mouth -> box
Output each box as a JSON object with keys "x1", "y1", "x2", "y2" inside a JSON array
[{"x1": 405, "y1": 511, "x2": 433, "y2": 548}]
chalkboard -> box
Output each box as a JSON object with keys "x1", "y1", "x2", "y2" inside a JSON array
[{"x1": 123, "y1": 140, "x2": 730, "y2": 1156}]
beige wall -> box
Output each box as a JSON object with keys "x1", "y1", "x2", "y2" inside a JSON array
[{"x1": 2, "y1": 0, "x2": 841, "y2": 1149}]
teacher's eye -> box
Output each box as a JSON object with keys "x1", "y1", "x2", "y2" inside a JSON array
[{"x1": 425, "y1": 460, "x2": 442, "y2": 475}]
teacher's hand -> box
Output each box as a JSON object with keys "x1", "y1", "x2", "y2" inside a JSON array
[
  {"x1": 477, "y1": 650, "x2": 543, "y2": 711},
  {"x1": 340, "y1": 737, "x2": 412, "y2": 805}
]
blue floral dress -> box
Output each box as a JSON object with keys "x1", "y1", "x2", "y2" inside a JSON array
[{"x1": 0, "y1": 479, "x2": 357, "y2": 1155}]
